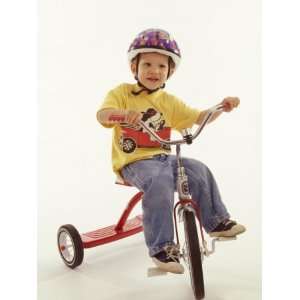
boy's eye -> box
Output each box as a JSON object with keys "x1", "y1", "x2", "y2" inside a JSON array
[
  {"x1": 143, "y1": 62, "x2": 151, "y2": 67},
  {"x1": 159, "y1": 64, "x2": 167, "y2": 68}
]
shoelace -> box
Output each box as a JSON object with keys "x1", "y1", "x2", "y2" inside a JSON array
[
  {"x1": 223, "y1": 220, "x2": 232, "y2": 226},
  {"x1": 220, "y1": 220, "x2": 237, "y2": 230},
  {"x1": 223, "y1": 219, "x2": 236, "y2": 226},
  {"x1": 164, "y1": 245, "x2": 180, "y2": 262}
]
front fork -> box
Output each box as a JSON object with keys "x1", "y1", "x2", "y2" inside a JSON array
[
  {"x1": 174, "y1": 145, "x2": 233, "y2": 259},
  {"x1": 174, "y1": 196, "x2": 234, "y2": 259}
]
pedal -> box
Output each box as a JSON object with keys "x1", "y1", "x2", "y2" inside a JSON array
[{"x1": 147, "y1": 267, "x2": 168, "y2": 277}]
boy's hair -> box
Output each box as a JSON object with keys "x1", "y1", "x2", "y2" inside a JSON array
[{"x1": 131, "y1": 54, "x2": 176, "y2": 69}]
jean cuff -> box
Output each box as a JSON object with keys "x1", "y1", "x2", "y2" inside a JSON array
[{"x1": 149, "y1": 241, "x2": 176, "y2": 257}]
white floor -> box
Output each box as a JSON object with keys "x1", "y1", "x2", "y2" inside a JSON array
[
  {"x1": 38, "y1": 1, "x2": 261, "y2": 298},
  {"x1": 38, "y1": 224, "x2": 261, "y2": 300}
]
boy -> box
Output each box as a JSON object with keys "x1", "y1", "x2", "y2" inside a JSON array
[{"x1": 97, "y1": 28, "x2": 246, "y2": 274}]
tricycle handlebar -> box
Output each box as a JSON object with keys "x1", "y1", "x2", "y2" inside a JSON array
[{"x1": 138, "y1": 104, "x2": 224, "y2": 146}]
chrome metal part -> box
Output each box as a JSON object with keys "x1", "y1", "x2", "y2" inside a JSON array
[{"x1": 203, "y1": 236, "x2": 237, "y2": 256}]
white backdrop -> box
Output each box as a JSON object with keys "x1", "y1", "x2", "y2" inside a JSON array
[{"x1": 38, "y1": 0, "x2": 261, "y2": 299}]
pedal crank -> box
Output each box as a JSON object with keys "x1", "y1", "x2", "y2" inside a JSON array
[{"x1": 203, "y1": 236, "x2": 237, "y2": 256}]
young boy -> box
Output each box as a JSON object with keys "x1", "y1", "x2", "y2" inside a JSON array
[{"x1": 97, "y1": 28, "x2": 246, "y2": 274}]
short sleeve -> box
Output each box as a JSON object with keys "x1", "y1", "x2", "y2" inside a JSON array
[
  {"x1": 99, "y1": 84, "x2": 126, "y2": 111},
  {"x1": 97, "y1": 84, "x2": 127, "y2": 128},
  {"x1": 168, "y1": 94, "x2": 201, "y2": 131}
]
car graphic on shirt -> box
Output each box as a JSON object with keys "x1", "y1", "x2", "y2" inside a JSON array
[
  {"x1": 119, "y1": 108, "x2": 171, "y2": 153},
  {"x1": 119, "y1": 126, "x2": 171, "y2": 153}
]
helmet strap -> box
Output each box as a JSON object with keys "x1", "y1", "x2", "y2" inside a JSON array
[
  {"x1": 132, "y1": 81, "x2": 165, "y2": 95},
  {"x1": 167, "y1": 56, "x2": 172, "y2": 79}
]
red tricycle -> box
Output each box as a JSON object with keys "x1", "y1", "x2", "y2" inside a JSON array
[{"x1": 57, "y1": 104, "x2": 237, "y2": 300}]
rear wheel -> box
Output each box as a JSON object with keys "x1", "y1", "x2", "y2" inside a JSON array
[
  {"x1": 183, "y1": 209, "x2": 205, "y2": 300},
  {"x1": 57, "y1": 224, "x2": 84, "y2": 269}
]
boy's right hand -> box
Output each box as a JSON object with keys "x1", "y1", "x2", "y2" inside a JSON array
[{"x1": 103, "y1": 109, "x2": 142, "y2": 125}]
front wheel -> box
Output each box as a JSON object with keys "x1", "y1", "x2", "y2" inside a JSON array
[{"x1": 183, "y1": 209, "x2": 205, "y2": 300}]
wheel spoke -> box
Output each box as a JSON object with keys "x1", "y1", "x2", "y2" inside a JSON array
[{"x1": 59, "y1": 232, "x2": 75, "y2": 262}]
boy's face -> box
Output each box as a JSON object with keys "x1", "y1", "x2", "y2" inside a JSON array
[{"x1": 131, "y1": 52, "x2": 174, "y2": 90}]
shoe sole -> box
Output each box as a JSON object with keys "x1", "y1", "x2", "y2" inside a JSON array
[
  {"x1": 209, "y1": 224, "x2": 246, "y2": 238},
  {"x1": 152, "y1": 258, "x2": 184, "y2": 274}
]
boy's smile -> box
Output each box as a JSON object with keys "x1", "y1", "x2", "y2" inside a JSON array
[{"x1": 131, "y1": 52, "x2": 173, "y2": 91}]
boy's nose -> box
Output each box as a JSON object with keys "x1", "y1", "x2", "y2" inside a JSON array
[{"x1": 149, "y1": 66, "x2": 160, "y2": 74}]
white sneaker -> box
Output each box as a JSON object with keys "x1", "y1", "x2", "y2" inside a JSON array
[
  {"x1": 209, "y1": 219, "x2": 246, "y2": 238},
  {"x1": 152, "y1": 245, "x2": 184, "y2": 274}
]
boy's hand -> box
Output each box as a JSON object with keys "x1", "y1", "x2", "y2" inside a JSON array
[
  {"x1": 125, "y1": 110, "x2": 142, "y2": 125},
  {"x1": 221, "y1": 97, "x2": 240, "y2": 112},
  {"x1": 101, "y1": 109, "x2": 142, "y2": 125}
]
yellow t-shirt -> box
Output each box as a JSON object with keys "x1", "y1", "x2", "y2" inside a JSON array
[{"x1": 98, "y1": 83, "x2": 201, "y2": 175}]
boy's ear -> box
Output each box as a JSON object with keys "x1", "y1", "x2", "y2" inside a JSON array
[
  {"x1": 169, "y1": 67, "x2": 175, "y2": 78},
  {"x1": 130, "y1": 61, "x2": 137, "y2": 75}
]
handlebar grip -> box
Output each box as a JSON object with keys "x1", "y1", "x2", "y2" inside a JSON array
[{"x1": 108, "y1": 114, "x2": 126, "y2": 123}]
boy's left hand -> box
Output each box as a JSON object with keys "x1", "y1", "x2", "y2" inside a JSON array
[{"x1": 221, "y1": 97, "x2": 240, "y2": 112}]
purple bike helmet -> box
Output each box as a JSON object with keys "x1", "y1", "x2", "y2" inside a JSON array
[{"x1": 128, "y1": 28, "x2": 181, "y2": 71}]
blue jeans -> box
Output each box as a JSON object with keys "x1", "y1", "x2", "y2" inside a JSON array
[{"x1": 121, "y1": 154, "x2": 230, "y2": 257}]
